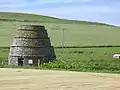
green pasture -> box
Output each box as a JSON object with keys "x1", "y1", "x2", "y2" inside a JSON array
[
  {"x1": 0, "y1": 12, "x2": 120, "y2": 47},
  {"x1": 1, "y1": 47, "x2": 120, "y2": 73},
  {"x1": 0, "y1": 12, "x2": 120, "y2": 73},
  {"x1": 0, "y1": 21, "x2": 120, "y2": 47}
]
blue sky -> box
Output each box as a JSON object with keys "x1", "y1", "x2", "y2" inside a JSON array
[{"x1": 0, "y1": 0, "x2": 120, "y2": 26}]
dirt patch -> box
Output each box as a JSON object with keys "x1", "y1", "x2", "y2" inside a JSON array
[{"x1": 0, "y1": 68, "x2": 120, "y2": 90}]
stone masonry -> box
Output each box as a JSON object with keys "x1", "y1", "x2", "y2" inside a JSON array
[{"x1": 8, "y1": 25, "x2": 56, "y2": 66}]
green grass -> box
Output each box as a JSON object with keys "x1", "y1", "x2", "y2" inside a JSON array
[
  {"x1": 0, "y1": 21, "x2": 120, "y2": 47},
  {"x1": 0, "y1": 12, "x2": 120, "y2": 47},
  {"x1": 0, "y1": 12, "x2": 116, "y2": 26},
  {"x1": 1, "y1": 12, "x2": 120, "y2": 73},
  {"x1": 0, "y1": 48, "x2": 9, "y2": 60},
  {"x1": 1, "y1": 47, "x2": 120, "y2": 73}
]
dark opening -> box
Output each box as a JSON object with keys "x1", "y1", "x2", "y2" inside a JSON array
[{"x1": 18, "y1": 57, "x2": 24, "y2": 66}]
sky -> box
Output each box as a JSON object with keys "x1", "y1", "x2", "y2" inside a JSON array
[{"x1": 0, "y1": 0, "x2": 120, "y2": 26}]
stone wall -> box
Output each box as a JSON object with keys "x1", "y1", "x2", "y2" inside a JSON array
[
  {"x1": 16, "y1": 30, "x2": 48, "y2": 38},
  {"x1": 8, "y1": 25, "x2": 56, "y2": 66},
  {"x1": 9, "y1": 47, "x2": 54, "y2": 56},
  {"x1": 12, "y1": 38, "x2": 51, "y2": 47}
]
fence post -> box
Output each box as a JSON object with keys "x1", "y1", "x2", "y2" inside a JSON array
[
  {"x1": 38, "y1": 59, "x2": 40, "y2": 68},
  {"x1": 2, "y1": 61, "x2": 4, "y2": 65}
]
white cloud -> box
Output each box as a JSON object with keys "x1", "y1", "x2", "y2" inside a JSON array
[{"x1": 0, "y1": 0, "x2": 120, "y2": 25}]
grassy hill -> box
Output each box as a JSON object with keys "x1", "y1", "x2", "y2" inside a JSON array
[
  {"x1": 0, "y1": 12, "x2": 120, "y2": 47},
  {"x1": 1, "y1": 12, "x2": 120, "y2": 74},
  {"x1": 0, "y1": 12, "x2": 116, "y2": 26}
]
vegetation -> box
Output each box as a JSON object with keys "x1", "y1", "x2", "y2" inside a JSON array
[
  {"x1": 1, "y1": 47, "x2": 120, "y2": 73},
  {"x1": 0, "y1": 12, "x2": 117, "y2": 26},
  {"x1": 0, "y1": 12, "x2": 120, "y2": 74},
  {"x1": 0, "y1": 12, "x2": 120, "y2": 47}
]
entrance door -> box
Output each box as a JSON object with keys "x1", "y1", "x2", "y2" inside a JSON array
[{"x1": 18, "y1": 57, "x2": 24, "y2": 66}]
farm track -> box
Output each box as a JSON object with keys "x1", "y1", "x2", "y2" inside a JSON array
[{"x1": 0, "y1": 68, "x2": 120, "y2": 90}]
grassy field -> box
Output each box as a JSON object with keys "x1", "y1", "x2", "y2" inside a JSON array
[
  {"x1": 1, "y1": 12, "x2": 120, "y2": 73},
  {"x1": 0, "y1": 12, "x2": 120, "y2": 47},
  {"x1": 1, "y1": 12, "x2": 120, "y2": 90},
  {"x1": 1, "y1": 47, "x2": 120, "y2": 73},
  {"x1": 1, "y1": 21, "x2": 120, "y2": 47}
]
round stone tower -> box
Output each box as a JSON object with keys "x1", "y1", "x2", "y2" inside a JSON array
[{"x1": 8, "y1": 25, "x2": 56, "y2": 66}]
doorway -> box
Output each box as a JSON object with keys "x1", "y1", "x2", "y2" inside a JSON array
[{"x1": 18, "y1": 57, "x2": 24, "y2": 66}]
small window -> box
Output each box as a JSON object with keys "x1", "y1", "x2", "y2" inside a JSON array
[{"x1": 28, "y1": 59, "x2": 33, "y2": 64}]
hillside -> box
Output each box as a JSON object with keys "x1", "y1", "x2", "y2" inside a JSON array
[
  {"x1": 0, "y1": 12, "x2": 116, "y2": 26},
  {"x1": 0, "y1": 12, "x2": 120, "y2": 47}
]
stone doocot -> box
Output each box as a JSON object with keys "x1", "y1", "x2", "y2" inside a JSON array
[{"x1": 8, "y1": 25, "x2": 56, "y2": 66}]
